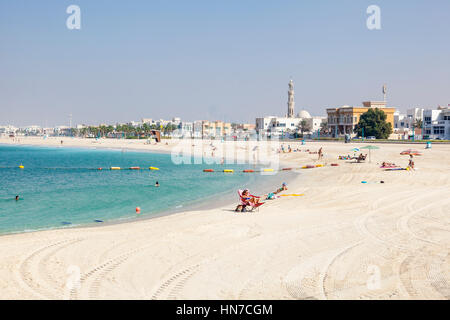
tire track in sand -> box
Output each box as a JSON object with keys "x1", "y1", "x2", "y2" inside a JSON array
[{"x1": 18, "y1": 238, "x2": 84, "y2": 299}]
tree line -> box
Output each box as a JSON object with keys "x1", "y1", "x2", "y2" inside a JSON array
[{"x1": 71, "y1": 123, "x2": 179, "y2": 138}]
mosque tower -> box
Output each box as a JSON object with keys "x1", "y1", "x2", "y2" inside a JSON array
[{"x1": 287, "y1": 79, "x2": 295, "y2": 118}]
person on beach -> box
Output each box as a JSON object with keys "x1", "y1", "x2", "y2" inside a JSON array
[
  {"x1": 241, "y1": 189, "x2": 261, "y2": 206},
  {"x1": 274, "y1": 183, "x2": 288, "y2": 194},
  {"x1": 155, "y1": 181, "x2": 160, "y2": 187},
  {"x1": 357, "y1": 153, "x2": 367, "y2": 162},
  {"x1": 408, "y1": 155, "x2": 415, "y2": 170},
  {"x1": 318, "y1": 147, "x2": 323, "y2": 160}
]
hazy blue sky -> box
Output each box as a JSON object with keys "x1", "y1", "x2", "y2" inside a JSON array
[{"x1": 1, "y1": 0, "x2": 449, "y2": 127}]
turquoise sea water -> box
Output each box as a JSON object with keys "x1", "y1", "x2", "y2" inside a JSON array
[{"x1": 0, "y1": 145, "x2": 282, "y2": 235}]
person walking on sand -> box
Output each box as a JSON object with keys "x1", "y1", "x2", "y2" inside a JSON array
[
  {"x1": 408, "y1": 155, "x2": 415, "y2": 170},
  {"x1": 318, "y1": 147, "x2": 323, "y2": 160}
]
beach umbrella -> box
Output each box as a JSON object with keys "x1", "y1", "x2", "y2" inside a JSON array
[
  {"x1": 351, "y1": 148, "x2": 360, "y2": 153},
  {"x1": 400, "y1": 149, "x2": 422, "y2": 156},
  {"x1": 360, "y1": 145, "x2": 380, "y2": 163}
]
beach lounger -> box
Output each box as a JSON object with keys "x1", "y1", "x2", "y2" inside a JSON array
[{"x1": 236, "y1": 189, "x2": 264, "y2": 212}]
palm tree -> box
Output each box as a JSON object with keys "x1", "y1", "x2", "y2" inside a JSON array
[
  {"x1": 414, "y1": 119, "x2": 423, "y2": 128},
  {"x1": 320, "y1": 121, "x2": 328, "y2": 135},
  {"x1": 297, "y1": 120, "x2": 312, "y2": 135}
]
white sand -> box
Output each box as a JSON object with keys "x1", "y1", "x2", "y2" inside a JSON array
[{"x1": 0, "y1": 137, "x2": 449, "y2": 300}]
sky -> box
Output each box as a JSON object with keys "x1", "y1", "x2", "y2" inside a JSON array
[{"x1": 1, "y1": 0, "x2": 449, "y2": 127}]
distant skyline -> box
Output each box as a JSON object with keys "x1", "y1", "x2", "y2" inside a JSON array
[{"x1": 1, "y1": 0, "x2": 449, "y2": 127}]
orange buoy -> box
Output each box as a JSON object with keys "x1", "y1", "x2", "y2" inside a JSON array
[
  {"x1": 130, "y1": 167, "x2": 140, "y2": 170},
  {"x1": 331, "y1": 163, "x2": 339, "y2": 167},
  {"x1": 243, "y1": 169, "x2": 254, "y2": 173},
  {"x1": 97, "y1": 167, "x2": 102, "y2": 170},
  {"x1": 282, "y1": 168, "x2": 292, "y2": 171},
  {"x1": 136, "y1": 207, "x2": 141, "y2": 214},
  {"x1": 203, "y1": 169, "x2": 214, "y2": 172}
]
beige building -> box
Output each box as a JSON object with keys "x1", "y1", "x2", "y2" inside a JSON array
[
  {"x1": 327, "y1": 101, "x2": 396, "y2": 137},
  {"x1": 236, "y1": 123, "x2": 256, "y2": 131},
  {"x1": 200, "y1": 120, "x2": 232, "y2": 137}
]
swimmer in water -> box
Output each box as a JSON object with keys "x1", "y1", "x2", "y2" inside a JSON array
[
  {"x1": 155, "y1": 181, "x2": 160, "y2": 187},
  {"x1": 15, "y1": 195, "x2": 19, "y2": 201}
]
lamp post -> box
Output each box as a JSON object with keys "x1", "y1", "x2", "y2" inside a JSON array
[{"x1": 422, "y1": 119, "x2": 425, "y2": 140}]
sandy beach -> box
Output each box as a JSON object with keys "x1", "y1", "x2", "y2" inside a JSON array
[{"x1": 0, "y1": 137, "x2": 449, "y2": 300}]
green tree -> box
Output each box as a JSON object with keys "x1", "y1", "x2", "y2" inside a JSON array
[
  {"x1": 354, "y1": 108, "x2": 392, "y2": 139},
  {"x1": 297, "y1": 119, "x2": 311, "y2": 135},
  {"x1": 320, "y1": 121, "x2": 328, "y2": 134},
  {"x1": 414, "y1": 119, "x2": 423, "y2": 128}
]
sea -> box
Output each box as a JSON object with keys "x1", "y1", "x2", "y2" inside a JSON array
[{"x1": 0, "y1": 144, "x2": 292, "y2": 235}]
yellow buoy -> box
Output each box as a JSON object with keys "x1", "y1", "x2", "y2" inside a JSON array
[
  {"x1": 315, "y1": 164, "x2": 324, "y2": 167},
  {"x1": 19, "y1": 165, "x2": 24, "y2": 169},
  {"x1": 110, "y1": 167, "x2": 121, "y2": 170},
  {"x1": 263, "y1": 168, "x2": 274, "y2": 172},
  {"x1": 223, "y1": 169, "x2": 234, "y2": 173},
  {"x1": 149, "y1": 167, "x2": 160, "y2": 170}
]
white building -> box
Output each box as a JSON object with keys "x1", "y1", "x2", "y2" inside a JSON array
[
  {"x1": 423, "y1": 106, "x2": 450, "y2": 140},
  {"x1": 54, "y1": 126, "x2": 72, "y2": 136},
  {"x1": 308, "y1": 116, "x2": 327, "y2": 136},
  {"x1": 394, "y1": 107, "x2": 424, "y2": 138},
  {"x1": 256, "y1": 111, "x2": 324, "y2": 137},
  {"x1": 142, "y1": 118, "x2": 153, "y2": 124},
  {"x1": 23, "y1": 125, "x2": 43, "y2": 136},
  {"x1": 255, "y1": 80, "x2": 324, "y2": 137},
  {"x1": 0, "y1": 125, "x2": 18, "y2": 136},
  {"x1": 172, "y1": 121, "x2": 193, "y2": 138}
]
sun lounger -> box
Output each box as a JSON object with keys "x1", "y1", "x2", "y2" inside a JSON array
[{"x1": 236, "y1": 190, "x2": 264, "y2": 212}]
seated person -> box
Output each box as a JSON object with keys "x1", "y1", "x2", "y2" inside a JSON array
[
  {"x1": 357, "y1": 153, "x2": 367, "y2": 162},
  {"x1": 235, "y1": 189, "x2": 261, "y2": 212},
  {"x1": 241, "y1": 189, "x2": 261, "y2": 206}
]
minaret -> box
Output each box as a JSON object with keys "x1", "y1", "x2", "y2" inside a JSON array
[{"x1": 287, "y1": 79, "x2": 295, "y2": 118}]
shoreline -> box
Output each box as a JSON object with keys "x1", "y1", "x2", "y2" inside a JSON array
[
  {"x1": 0, "y1": 138, "x2": 448, "y2": 299},
  {"x1": 0, "y1": 138, "x2": 299, "y2": 237}
]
